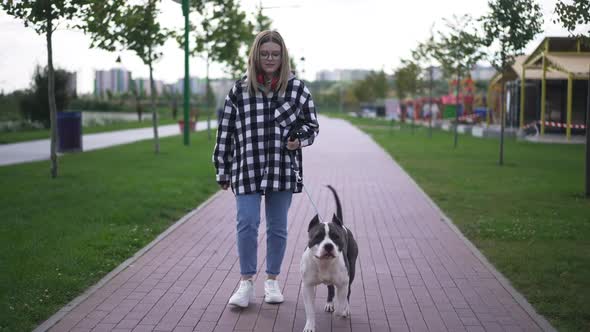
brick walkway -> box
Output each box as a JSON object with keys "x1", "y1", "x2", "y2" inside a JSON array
[{"x1": 43, "y1": 116, "x2": 553, "y2": 332}]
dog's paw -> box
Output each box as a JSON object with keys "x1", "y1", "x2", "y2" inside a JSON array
[
  {"x1": 324, "y1": 302, "x2": 334, "y2": 312},
  {"x1": 336, "y1": 303, "x2": 350, "y2": 318},
  {"x1": 303, "y1": 321, "x2": 315, "y2": 332}
]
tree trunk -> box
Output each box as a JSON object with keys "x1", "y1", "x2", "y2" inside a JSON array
[
  {"x1": 454, "y1": 69, "x2": 461, "y2": 148},
  {"x1": 411, "y1": 101, "x2": 415, "y2": 135},
  {"x1": 499, "y1": 57, "x2": 506, "y2": 166},
  {"x1": 136, "y1": 93, "x2": 142, "y2": 122},
  {"x1": 429, "y1": 66, "x2": 433, "y2": 138},
  {"x1": 149, "y1": 61, "x2": 160, "y2": 154},
  {"x1": 47, "y1": 14, "x2": 58, "y2": 178},
  {"x1": 339, "y1": 84, "x2": 343, "y2": 113},
  {"x1": 182, "y1": 3, "x2": 190, "y2": 146},
  {"x1": 206, "y1": 55, "x2": 211, "y2": 141}
]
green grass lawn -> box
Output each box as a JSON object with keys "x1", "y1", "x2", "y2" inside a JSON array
[
  {"x1": 326, "y1": 113, "x2": 590, "y2": 332},
  {"x1": 0, "y1": 132, "x2": 219, "y2": 331}
]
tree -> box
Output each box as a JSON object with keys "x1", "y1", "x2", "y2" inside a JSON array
[
  {"x1": 253, "y1": 4, "x2": 272, "y2": 33},
  {"x1": 342, "y1": 85, "x2": 358, "y2": 110},
  {"x1": 394, "y1": 60, "x2": 421, "y2": 101},
  {"x1": 554, "y1": 0, "x2": 590, "y2": 197},
  {"x1": 368, "y1": 70, "x2": 389, "y2": 100},
  {"x1": 481, "y1": 0, "x2": 543, "y2": 165},
  {"x1": 188, "y1": 0, "x2": 253, "y2": 76},
  {"x1": 188, "y1": 0, "x2": 253, "y2": 114},
  {"x1": 290, "y1": 57, "x2": 298, "y2": 73},
  {"x1": 413, "y1": 35, "x2": 438, "y2": 137},
  {"x1": 129, "y1": 79, "x2": 143, "y2": 122},
  {"x1": 352, "y1": 71, "x2": 388, "y2": 103},
  {"x1": 394, "y1": 60, "x2": 421, "y2": 128},
  {"x1": 1, "y1": 0, "x2": 89, "y2": 178},
  {"x1": 555, "y1": 0, "x2": 590, "y2": 39},
  {"x1": 352, "y1": 79, "x2": 374, "y2": 104},
  {"x1": 433, "y1": 14, "x2": 486, "y2": 148},
  {"x1": 82, "y1": 0, "x2": 170, "y2": 154},
  {"x1": 243, "y1": 5, "x2": 272, "y2": 64},
  {"x1": 20, "y1": 66, "x2": 73, "y2": 128}
]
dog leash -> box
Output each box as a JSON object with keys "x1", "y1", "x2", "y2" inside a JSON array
[{"x1": 289, "y1": 149, "x2": 324, "y2": 222}]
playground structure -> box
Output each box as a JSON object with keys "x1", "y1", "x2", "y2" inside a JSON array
[
  {"x1": 489, "y1": 36, "x2": 589, "y2": 140},
  {"x1": 400, "y1": 76, "x2": 489, "y2": 125}
]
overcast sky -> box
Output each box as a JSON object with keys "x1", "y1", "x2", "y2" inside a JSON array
[{"x1": 0, "y1": 0, "x2": 583, "y2": 94}]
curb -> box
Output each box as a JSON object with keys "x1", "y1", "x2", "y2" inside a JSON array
[{"x1": 33, "y1": 190, "x2": 224, "y2": 332}]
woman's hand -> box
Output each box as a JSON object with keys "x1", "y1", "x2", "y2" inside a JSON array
[
  {"x1": 287, "y1": 138, "x2": 300, "y2": 150},
  {"x1": 219, "y1": 181, "x2": 230, "y2": 190}
]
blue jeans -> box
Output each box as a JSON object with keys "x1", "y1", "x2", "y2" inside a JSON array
[{"x1": 235, "y1": 191, "x2": 293, "y2": 277}]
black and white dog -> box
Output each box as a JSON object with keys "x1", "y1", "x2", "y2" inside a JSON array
[{"x1": 300, "y1": 185, "x2": 358, "y2": 332}]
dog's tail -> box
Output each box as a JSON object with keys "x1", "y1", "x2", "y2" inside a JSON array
[{"x1": 326, "y1": 185, "x2": 343, "y2": 222}]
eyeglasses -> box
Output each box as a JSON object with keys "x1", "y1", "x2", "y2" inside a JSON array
[{"x1": 260, "y1": 52, "x2": 281, "y2": 60}]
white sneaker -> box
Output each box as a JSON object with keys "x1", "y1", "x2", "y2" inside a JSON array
[
  {"x1": 228, "y1": 279, "x2": 255, "y2": 308},
  {"x1": 264, "y1": 279, "x2": 284, "y2": 304}
]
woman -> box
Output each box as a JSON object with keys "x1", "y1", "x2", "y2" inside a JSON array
[{"x1": 213, "y1": 30, "x2": 319, "y2": 308}]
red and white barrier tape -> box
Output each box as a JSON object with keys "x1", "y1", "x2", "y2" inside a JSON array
[{"x1": 538, "y1": 121, "x2": 586, "y2": 129}]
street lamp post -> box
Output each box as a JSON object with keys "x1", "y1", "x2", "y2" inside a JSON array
[{"x1": 173, "y1": 0, "x2": 191, "y2": 145}]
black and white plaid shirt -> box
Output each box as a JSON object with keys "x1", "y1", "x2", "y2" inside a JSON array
[{"x1": 212, "y1": 75, "x2": 319, "y2": 195}]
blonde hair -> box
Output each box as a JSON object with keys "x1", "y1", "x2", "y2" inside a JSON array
[{"x1": 247, "y1": 30, "x2": 291, "y2": 95}]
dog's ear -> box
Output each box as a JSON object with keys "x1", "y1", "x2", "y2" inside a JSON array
[
  {"x1": 332, "y1": 213, "x2": 343, "y2": 227},
  {"x1": 308, "y1": 214, "x2": 320, "y2": 232}
]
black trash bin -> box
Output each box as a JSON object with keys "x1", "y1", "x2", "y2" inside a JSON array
[{"x1": 57, "y1": 111, "x2": 82, "y2": 152}]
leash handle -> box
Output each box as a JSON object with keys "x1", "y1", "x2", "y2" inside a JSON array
[
  {"x1": 288, "y1": 150, "x2": 303, "y2": 183},
  {"x1": 288, "y1": 149, "x2": 322, "y2": 222},
  {"x1": 294, "y1": 170, "x2": 303, "y2": 183}
]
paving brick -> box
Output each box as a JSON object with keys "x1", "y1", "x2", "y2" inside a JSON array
[{"x1": 40, "y1": 117, "x2": 549, "y2": 332}]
